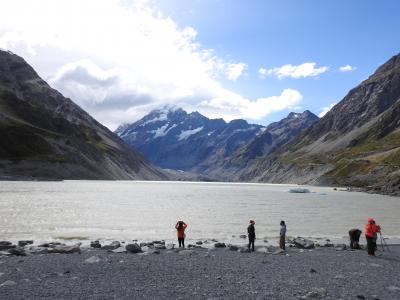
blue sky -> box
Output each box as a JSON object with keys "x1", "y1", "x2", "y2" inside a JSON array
[
  {"x1": 0, "y1": 0, "x2": 399, "y2": 129},
  {"x1": 157, "y1": 0, "x2": 400, "y2": 123}
]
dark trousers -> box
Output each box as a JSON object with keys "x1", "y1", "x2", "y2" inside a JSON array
[
  {"x1": 178, "y1": 237, "x2": 185, "y2": 248},
  {"x1": 248, "y1": 238, "x2": 255, "y2": 252},
  {"x1": 280, "y1": 235, "x2": 286, "y2": 250},
  {"x1": 366, "y1": 235, "x2": 376, "y2": 255}
]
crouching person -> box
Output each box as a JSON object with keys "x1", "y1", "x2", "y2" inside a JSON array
[{"x1": 348, "y1": 228, "x2": 362, "y2": 249}]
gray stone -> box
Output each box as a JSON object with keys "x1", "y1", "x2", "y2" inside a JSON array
[
  {"x1": 48, "y1": 245, "x2": 81, "y2": 254},
  {"x1": 101, "y1": 241, "x2": 120, "y2": 250},
  {"x1": 18, "y1": 240, "x2": 33, "y2": 247},
  {"x1": 0, "y1": 280, "x2": 17, "y2": 287},
  {"x1": 126, "y1": 243, "x2": 142, "y2": 253},
  {"x1": 196, "y1": 241, "x2": 203, "y2": 245},
  {"x1": 293, "y1": 237, "x2": 315, "y2": 249},
  {"x1": 214, "y1": 242, "x2": 226, "y2": 248},
  {"x1": 0, "y1": 244, "x2": 16, "y2": 251},
  {"x1": 239, "y1": 235, "x2": 247, "y2": 239},
  {"x1": 154, "y1": 244, "x2": 166, "y2": 250},
  {"x1": 90, "y1": 241, "x2": 101, "y2": 248},
  {"x1": 229, "y1": 245, "x2": 239, "y2": 251},
  {"x1": 85, "y1": 256, "x2": 101, "y2": 264},
  {"x1": 178, "y1": 250, "x2": 193, "y2": 256},
  {"x1": 334, "y1": 244, "x2": 347, "y2": 251},
  {"x1": 304, "y1": 287, "x2": 327, "y2": 298},
  {"x1": 273, "y1": 249, "x2": 285, "y2": 255},
  {"x1": 8, "y1": 247, "x2": 26, "y2": 256},
  {"x1": 111, "y1": 247, "x2": 127, "y2": 254}
]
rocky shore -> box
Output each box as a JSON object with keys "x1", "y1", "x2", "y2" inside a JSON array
[{"x1": 1, "y1": 239, "x2": 400, "y2": 299}]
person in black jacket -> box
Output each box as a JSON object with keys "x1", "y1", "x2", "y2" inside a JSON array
[
  {"x1": 348, "y1": 228, "x2": 362, "y2": 250},
  {"x1": 247, "y1": 220, "x2": 256, "y2": 252}
]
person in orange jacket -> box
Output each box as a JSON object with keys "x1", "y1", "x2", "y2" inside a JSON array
[
  {"x1": 175, "y1": 220, "x2": 187, "y2": 248},
  {"x1": 365, "y1": 217, "x2": 380, "y2": 256}
]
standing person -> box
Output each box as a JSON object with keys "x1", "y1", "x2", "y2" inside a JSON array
[
  {"x1": 175, "y1": 221, "x2": 187, "y2": 248},
  {"x1": 279, "y1": 220, "x2": 286, "y2": 250},
  {"x1": 365, "y1": 218, "x2": 380, "y2": 256},
  {"x1": 348, "y1": 228, "x2": 362, "y2": 250},
  {"x1": 247, "y1": 220, "x2": 256, "y2": 252}
]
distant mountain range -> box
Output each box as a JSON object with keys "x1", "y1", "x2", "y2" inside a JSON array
[
  {"x1": 239, "y1": 53, "x2": 400, "y2": 196},
  {"x1": 0, "y1": 50, "x2": 166, "y2": 180},
  {"x1": 1, "y1": 49, "x2": 399, "y2": 195},
  {"x1": 115, "y1": 107, "x2": 266, "y2": 173}
]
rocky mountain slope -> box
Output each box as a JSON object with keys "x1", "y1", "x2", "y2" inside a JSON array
[
  {"x1": 116, "y1": 107, "x2": 265, "y2": 172},
  {"x1": 201, "y1": 110, "x2": 319, "y2": 180},
  {"x1": 0, "y1": 50, "x2": 167, "y2": 180},
  {"x1": 241, "y1": 53, "x2": 400, "y2": 195}
]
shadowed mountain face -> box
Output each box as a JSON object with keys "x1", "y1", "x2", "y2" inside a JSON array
[
  {"x1": 0, "y1": 50, "x2": 166, "y2": 180},
  {"x1": 241, "y1": 53, "x2": 400, "y2": 195},
  {"x1": 116, "y1": 107, "x2": 265, "y2": 171}
]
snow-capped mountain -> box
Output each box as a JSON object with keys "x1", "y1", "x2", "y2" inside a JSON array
[{"x1": 116, "y1": 106, "x2": 265, "y2": 171}]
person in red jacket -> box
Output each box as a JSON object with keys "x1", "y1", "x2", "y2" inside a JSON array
[
  {"x1": 175, "y1": 221, "x2": 187, "y2": 248},
  {"x1": 365, "y1": 217, "x2": 380, "y2": 256}
]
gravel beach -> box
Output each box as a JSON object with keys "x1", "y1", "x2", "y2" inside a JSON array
[{"x1": 1, "y1": 243, "x2": 400, "y2": 300}]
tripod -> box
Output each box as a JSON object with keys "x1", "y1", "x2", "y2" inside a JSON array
[{"x1": 379, "y1": 231, "x2": 390, "y2": 252}]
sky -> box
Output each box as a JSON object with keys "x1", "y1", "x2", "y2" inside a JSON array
[{"x1": 0, "y1": 0, "x2": 399, "y2": 130}]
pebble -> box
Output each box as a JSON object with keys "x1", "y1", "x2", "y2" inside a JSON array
[
  {"x1": 0, "y1": 280, "x2": 17, "y2": 287},
  {"x1": 387, "y1": 285, "x2": 400, "y2": 292},
  {"x1": 85, "y1": 256, "x2": 101, "y2": 264}
]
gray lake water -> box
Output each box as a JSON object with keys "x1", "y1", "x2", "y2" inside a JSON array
[{"x1": 0, "y1": 181, "x2": 399, "y2": 246}]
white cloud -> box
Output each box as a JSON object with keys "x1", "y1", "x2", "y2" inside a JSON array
[
  {"x1": 267, "y1": 62, "x2": 329, "y2": 79},
  {"x1": 0, "y1": 0, "x2": 302, "y2": 129},
  {"x1": 339, "y1": 64, "x2": 356, "y2": 72},
  {"x1": 258, "y1": 67, "x2": 267, "y2": 79},
  {"x1": 318, "y1": 102, "x2": 337, "y2": 117},
  {"x1": 224, "y1": 62, "x2": 247, "y2": 81}
]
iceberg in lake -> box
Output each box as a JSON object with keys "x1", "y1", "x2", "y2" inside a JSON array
[{"x1": 289, "y1": 188, "x2": 310, "y2": 193}]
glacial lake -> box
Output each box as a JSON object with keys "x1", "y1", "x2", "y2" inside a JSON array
[{"x1": 0, "y1": 181, "x2": 399, "y2": 246}]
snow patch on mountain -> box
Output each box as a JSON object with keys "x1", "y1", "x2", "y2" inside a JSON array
[
  {"x1": 177, "y1": 127, "x2": 204, "y2": 141},
  {"x1": 151, "y1": 123, "x2": 177, "y2": 138}
]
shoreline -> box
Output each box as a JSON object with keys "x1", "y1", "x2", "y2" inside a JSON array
[
  {"x1": 1, "y1": 239, "x2": 400, "y2": 299},
  {"x1": 1, "y1": 178, "x2": 399, "y2": 198}
]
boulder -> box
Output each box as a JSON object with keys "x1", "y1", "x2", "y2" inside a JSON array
[
  {"x1": 303, "y1": 287, "x2": 327, "y2": 298},
  {"x1": 229, "y1": 245, "x2": 239, "y2": 251},
  {"x1": 166, "y1": 243, "x2": 175, "y2": 250},
  {"x1": 18, "y1": 240, "x2": 33, "y2": 247},
  {"x1": 214, "y1": 242, "x2": 226, "y2": 248},
  {"x1": 178, "y1": 250, "x2": 193, "y2": 256},
  {"x1": 239, "y1": 247, "x2": 250, "y2": 253},
  {"x1": 154, "y1": 244, "x2": 166, "y2": 250},
  {"x1": 90, "y1": 241, "x2": 102, "y2": 249},
  {"x1": 101, "y1": 241, "x2": 120, "y2": 250},
  {"x1": 256, "y1": 247, "x2": 269, "y2": 253},
  {"x1": 239, "y1": 235, "x2": 247, "y2": 239},
  {"x1": 0, "y1": 241, "x2": 15, "y2": 251},
  {"x1": 273, "y1": 249, "x2": 285, "y2": 255},
  {"x1": 85, "y1": 256, "x2": 101, "y2": 264},
  {"x1": 152, "y1": 240, "x2": 165, "y2": 245},
  {"x1": 293, "y1": 237, "x2": 315, "y2": 249},
  {"x1": 48, "y1": 245, "x2": 81, "y2": 254},
  {"x1": 0, "y1": 280, "x2": 17, "y2": 287},
  {"x1": 38, "y1": 242, "x2": 64, "y2": 248},
  {"x1": 126, "y1": 243, "x2": 142, "y2": 253},
  {"x1": 335, "y1": 244, "x2": 347, "y2": 251},
  {"x1": 8, "y1": 247, "x2": 26, "y2": 256},
  {"x1": 111, "y1": 247, "x2": 127, "y2": 254},
  {"x1": 196, "y1": 241, "x2": 203, "y2": 245}
]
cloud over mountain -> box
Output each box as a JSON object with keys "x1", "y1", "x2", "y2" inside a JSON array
[{"x1": 0, "y1": 0, "x2": 302, "y2": 129}]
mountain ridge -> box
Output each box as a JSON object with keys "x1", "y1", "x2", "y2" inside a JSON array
[{"x1": 0, "y1": 50, "x2": 167, "y2": 180}]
